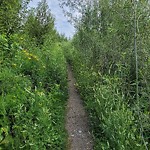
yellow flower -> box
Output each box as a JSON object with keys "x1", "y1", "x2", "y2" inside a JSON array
[{"x1": 29, "y1": 54, "x2": 39, "y2": 61}]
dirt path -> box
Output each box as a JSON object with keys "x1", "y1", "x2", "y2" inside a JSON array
[{"x1": 66, "y1": 65, "x2": 93, "y2": 150}]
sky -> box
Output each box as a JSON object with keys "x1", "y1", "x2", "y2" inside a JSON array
[{"x1": 28, "y1": 0, "x2": 76, "y2": 38}]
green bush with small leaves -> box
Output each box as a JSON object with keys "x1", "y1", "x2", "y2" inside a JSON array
[
  {"x1": 0, "y1": 33, "x2": 67, "y2": 150},
  {"x1": 65, "y1": 48, "x2": 148, "y2": 149}
]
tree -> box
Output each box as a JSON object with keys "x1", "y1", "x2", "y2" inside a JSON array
[
  {"x1": 0, "y1": 0, "x2": 30, "y2": 36},
  {"x1": 62, "y1": 0, "x2": 150, "y2": 148},
  {"x1": 25, "y1": 0, "x2": 55, "y2": 45}
]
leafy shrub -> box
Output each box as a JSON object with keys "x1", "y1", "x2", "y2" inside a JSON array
[
  {"x1": 0, "y1": 33, "x2": 67, "y2": 150},
  {"x1": 67, "y1": 49, "x2": 147, "y2": 149}
]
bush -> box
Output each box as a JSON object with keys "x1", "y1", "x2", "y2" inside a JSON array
[
  {"x1": 0, "y1": 33, "x2": 67, "y2": 149},
  {"x1": 67, "y1": 49, "x2": 147, "y2": 150}
]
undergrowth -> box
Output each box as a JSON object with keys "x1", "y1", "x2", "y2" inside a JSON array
[
  {"x1": 64, "y1": 44, "x2": 149, "y2": 150},
  {"x1": 0, "y1": 34, "x2": 67, "y2": 149}
]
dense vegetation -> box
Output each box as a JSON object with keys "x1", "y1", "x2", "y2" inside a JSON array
[
  {"x1": 1, "y1": 0, "x2": 150, "y2": 149},
  {"x1": 62, "y1": 0, "x2": 150, "y2": 149},
  {"x1": 0, "y1": 0, "x2": 67, "y2": 149}
]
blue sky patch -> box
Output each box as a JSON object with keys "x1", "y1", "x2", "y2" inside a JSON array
[{"x1": 29, "y1": 0, "x2": 75, "y2": 38}]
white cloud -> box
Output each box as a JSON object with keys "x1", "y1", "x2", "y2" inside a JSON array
[{"x1": 28, "y1": 0, "x2": 75, "y2": 38}]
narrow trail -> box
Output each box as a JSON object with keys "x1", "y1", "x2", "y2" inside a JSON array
[{"x1": 66, "y1": 65, "x2": 93, "y2": 150}]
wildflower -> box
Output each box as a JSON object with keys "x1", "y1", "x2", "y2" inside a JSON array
[
  {"x1": 28, "y1": 54, "x2": 39, "y2": 61},
  {"x1": 32, "y1": 55, "x2": 39, "y2": 61}
]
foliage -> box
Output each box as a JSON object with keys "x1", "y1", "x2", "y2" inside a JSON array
[
  {"x1": 0, "y1": 31, "x2": 68, "y2": 149},
  {"x1": 63, "y1": 0, "x2": 150, "y2": 149},
  {"x1": 1, "y1": 0, "x2": 150, "y2": 149},
  {"x1": 24, "y1": 0, "x2": 56, "y2": 46},
  {"x1": 0, "y1": 1, "x2": 68, "y2": 149},
  {"x1": 0, "y1": 0, "x2": 31, "y2": 35},
  {"x1": 66, "y1": 49, "x2": 149, "y2": 150}
]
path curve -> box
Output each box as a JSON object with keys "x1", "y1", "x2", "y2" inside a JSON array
[{"x1": 66, "y1": 64, "x2": 93, "y2": 150}]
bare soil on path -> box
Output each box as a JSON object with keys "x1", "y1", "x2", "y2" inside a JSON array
[{"x1": 66, "y1": 65, "x2": 93, "y2": 150}]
